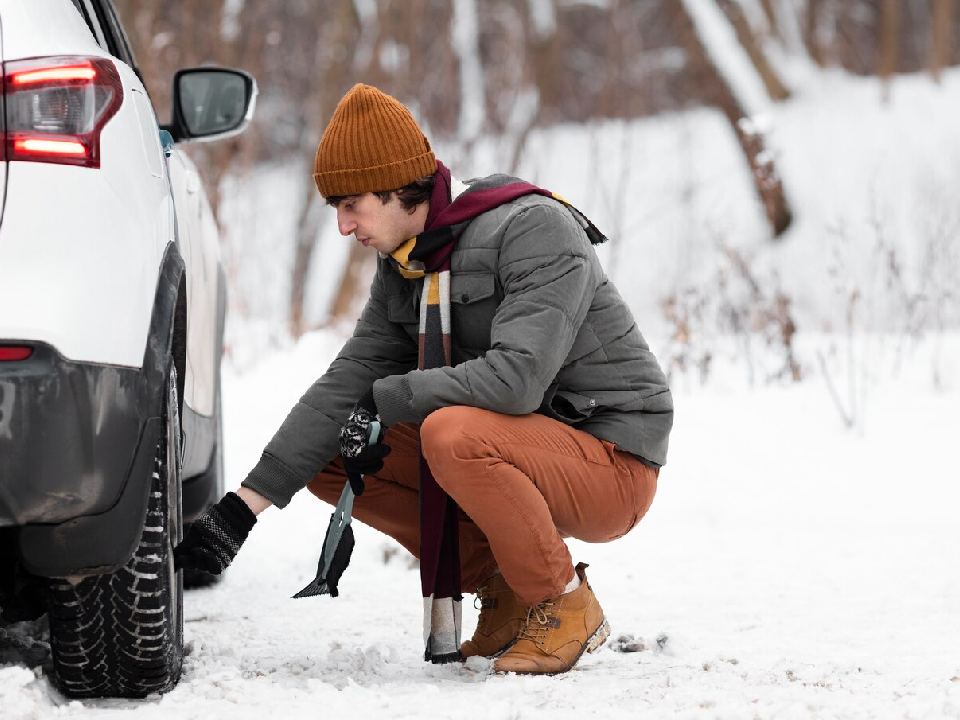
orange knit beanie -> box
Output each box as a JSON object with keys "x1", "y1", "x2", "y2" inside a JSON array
[{"x1": 313, "y1": 84, "x2": 437, "y2": 198}]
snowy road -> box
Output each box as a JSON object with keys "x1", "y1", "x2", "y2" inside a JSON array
[{"x1": 3, "y1": 332, "x2": 959, "y2": 718}]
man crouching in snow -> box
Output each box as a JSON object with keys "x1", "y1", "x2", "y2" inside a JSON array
[{"x1": 174, "y1": 84, "x2": 673, "y2": 675}]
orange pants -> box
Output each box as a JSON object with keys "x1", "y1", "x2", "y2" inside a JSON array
[{"x1": 307, "y1": 406, "x2": 658, "y2": 605}]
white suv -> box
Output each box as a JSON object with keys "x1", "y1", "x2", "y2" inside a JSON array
[{"x1": 0, "y1": 0, "x2": 255, "y2": 698}]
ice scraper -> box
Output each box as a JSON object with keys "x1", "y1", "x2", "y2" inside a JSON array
[{"x1": 292, "y1": 420, "x2": 383, "y2": 599}]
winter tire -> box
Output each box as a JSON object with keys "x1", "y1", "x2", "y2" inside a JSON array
[{"x1": 46, "y1": 365, "x2": 184, "y2": 698}]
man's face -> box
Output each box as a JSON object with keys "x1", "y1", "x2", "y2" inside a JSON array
[{"x1": 335, "y1": 192, "x2": 426, "y2": 255}]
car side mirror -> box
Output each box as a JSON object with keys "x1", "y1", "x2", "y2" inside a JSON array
[{"x1": 165, "y1": 68, "x2": 257, "y2": 143}]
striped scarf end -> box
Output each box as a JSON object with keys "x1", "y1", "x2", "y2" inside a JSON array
[{"x1": 424, "y1": 648, "x2": 465, "y2": 664}]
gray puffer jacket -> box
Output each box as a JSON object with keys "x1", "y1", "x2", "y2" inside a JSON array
[{"x1": 243, "y1": 190, "x2": 673, "y2": 509}]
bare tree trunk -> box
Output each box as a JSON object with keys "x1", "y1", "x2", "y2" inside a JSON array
[
  {"x1": 719, "y1": 0, "x2": 791, "y2": 101},
  {"x1": 327, "y1": 241, "x2": 370, "y2": 323},
  {"x1": 288, "y1": 174, "x2": 323, "y2": 339},
  {"x1": 289, "y1": 0, "x2": 359, "y2": 337},
  {"x1": 597, "y1": 0, "x2": 626, "y2": 117},
  {"x1": 506, "y1": 90, "x2": 540, "y2": 176},
  {"x1": 758, "y1": 0, "x2": 782, "y2": 42},
  {"x1": 805, "y1": 0, "x2": 831, "y2": 67},
  {"x1": 490, "y1": 0, "x2": 548, "y2": 175},
  {"x1": 930, "y1": 0, "x2": 955, "y2": 83},
  {"x1": 676, "y1": 0, "x2": 792, "y2": 238},
  {"x1": 879, "y1": 0, "x2": 900, "y2": 103},
  {"x1": 452, "y1": 0, "x2": 486, "y2": 142},
  {"x1": 733, "y1": 116, "x2": 792, "y2": 237}
]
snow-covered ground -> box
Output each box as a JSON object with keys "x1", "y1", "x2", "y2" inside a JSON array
[{"x1": 3, "y1": 330, "x2": 958, "y2": 719}]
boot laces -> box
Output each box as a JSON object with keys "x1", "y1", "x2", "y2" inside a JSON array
[
  {"x1": 473, "y1": 582, "x2": 499, "y2": 631},
  {"x1": 517, "y1": 600, "x2": 556, "y2": 648},
  {"x1": 474, "y1": 582, "x2": 495, "y2": 610}
]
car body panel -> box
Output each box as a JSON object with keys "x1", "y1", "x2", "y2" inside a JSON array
[
  {"x1": 0, "y1": 151, "x2": 168, "y2": 369},
  {"x1": 0, "y1": 0, "x2": 219, "y2": 419},
  {"x1": 0, "y1": 0, "x2": 167, "y2": 369},
  {"x1": 131, "y1": 88, "x2": 164, "y2": 179},
  {"x1": 0, "y1": 0, "x2": 103, "y2": 61},
  {"x1": 166, "y1": 149, "x2": 219, "y2": 418}
]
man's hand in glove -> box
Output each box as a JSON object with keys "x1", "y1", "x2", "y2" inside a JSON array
[
  {"x1": 173, "y1": 492, "x2": 257, "y2": 575},
  {"x1": 339, "y1": 387, "x2": 391, "y2": 495}
]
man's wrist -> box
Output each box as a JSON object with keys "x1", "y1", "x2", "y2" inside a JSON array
[{"x1": 236, "y1": 487, "x2": 272, "y2": 516}]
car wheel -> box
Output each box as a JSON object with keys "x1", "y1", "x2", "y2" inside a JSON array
[{"x1": 46, "y1": 364, "x2": 184, "y2": 698}]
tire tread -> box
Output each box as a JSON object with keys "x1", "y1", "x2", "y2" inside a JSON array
[{"x1": 46, "y1": 373, "x2": 183, "y2": 699}]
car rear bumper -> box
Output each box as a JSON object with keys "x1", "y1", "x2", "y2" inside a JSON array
[
  {"x1": 0, "y1": 343, "x2": 143, "y2": 526},
  {"x1": 0, "y1": 246, "x2": 186, "y2": 578}
]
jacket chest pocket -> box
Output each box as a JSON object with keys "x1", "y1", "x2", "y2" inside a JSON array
[
  {"x1": 386, "y1": 283, "x2": 421, "y2": 336},
  {"x1": 450, "y1": 272, "x2": 497, "y2": 350}
]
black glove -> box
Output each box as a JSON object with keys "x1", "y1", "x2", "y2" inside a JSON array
[
  {"x1": 173, "y1": 492, "x2": 257, "y2": 575},
  {"x1": 339, "y1": 388, "x2": 391, "y2": 495}
]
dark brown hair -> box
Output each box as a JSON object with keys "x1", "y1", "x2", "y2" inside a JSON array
[{"x1": 326, "y1": 175, "x2": 435, "y2": 213}]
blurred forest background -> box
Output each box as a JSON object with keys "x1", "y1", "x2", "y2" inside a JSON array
[{"x1": 112, "y1": 0, "x2": 960, "y2": 386}]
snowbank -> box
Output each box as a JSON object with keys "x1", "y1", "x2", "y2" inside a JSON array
[{"x1": 3, "y1": 328, "x2": 958, "y2": 718}]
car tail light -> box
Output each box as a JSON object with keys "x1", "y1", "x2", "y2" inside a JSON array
[
  {"x1": 2, "y1": 56, "x2": 123, "y2": 168},
  {"x1": 0, "y1": 346, "x2": 33, "y2": 361}
]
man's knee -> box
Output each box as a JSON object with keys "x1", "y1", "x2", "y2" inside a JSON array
[{"x1": 421, "y1": 405, "x2": 496, "y2": 471}]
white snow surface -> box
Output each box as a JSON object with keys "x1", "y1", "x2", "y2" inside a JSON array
[{"x1": 3, "y1": 331, "x2": 959, "y2": 718}]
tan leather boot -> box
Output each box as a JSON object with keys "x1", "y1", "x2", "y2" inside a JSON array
[
  {"x1": 493, "y1": 563, "x2": 610, "y2": 675},
  {"x1": 461, "y1": 573, "x2": 528, "y2": 659}
]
